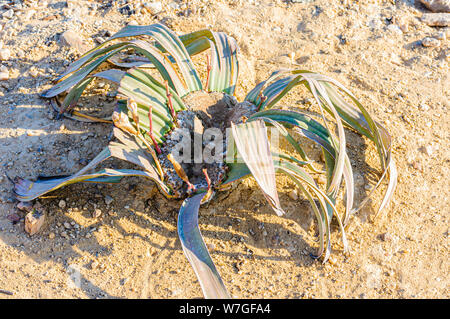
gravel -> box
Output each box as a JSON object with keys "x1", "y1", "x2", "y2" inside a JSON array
[
  {"x1": 421, "y1": 13, "x2": 450, "y2": 26},
  {"x1": 58, "y1": 200, "x2": 66, "y2": 209},
  {"x1": 0, "y1": 48, "x2": 11, "y2": 60},
  {"x1": 422, "y1": 37, "x2": 441, "y2": 47}
]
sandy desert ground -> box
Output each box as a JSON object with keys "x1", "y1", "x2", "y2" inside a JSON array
[{"x1": 0, "y1": 0, "x2": 448, "y2": 299}]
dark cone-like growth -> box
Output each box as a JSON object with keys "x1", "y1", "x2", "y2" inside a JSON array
[{"x1": 159, "y1": 91, "x2": 257, "y2": 198}]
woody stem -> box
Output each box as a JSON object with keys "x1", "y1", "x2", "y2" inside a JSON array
[
  {"x1": 205, "y1": 54, "x2": 212, "y2": 91},
  {"x1": 147, "y1": 105, "x2": 161, "y2": 155}
]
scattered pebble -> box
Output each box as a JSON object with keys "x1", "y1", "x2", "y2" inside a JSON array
[
  {"x1": 419, "y1": 0, "x2": 450, "y2": 13},
  {"x1": 387, "y1": 24, "x2": 403, "y2": 36},
  {"x1": 424, "y1": 145, "x2": 435, "y2": 156},
  {"x1": 317, "y1": 175, "x2": 327, "y2": 185},
  {"x1": 48, "y1": 232, "x2": 55, "y2": 239},
  {"x1": 17, "y1": 201, "x2": 33, "y2": 212},
  {"x1": 144, "y1": 2, "x2": 163, "y2": 14},
  {"x1": 379, "y1": 232, "x2": 392, "y2": 242},
  {"x1": 25, "y1": 209, "x2": 46, "y2": 236},
  {"x1": 419, "y1": 103, "x2": 430, "y2": 111},
  {"x1": 93, "y1": 209, "x2": 102, "y2": 218},
  {"x1": 0, "y1": 48, "x2": 11, "y2": 60},
  {"x1": 63, "y1": 222, "x2": 71, "y2": 229},
  {"x1": 412, "y1": 161, "x2": 423, "y2": 171},
  {"x1": 2, "y1": 9, "x2": 14, "y2": 19},
  {"x1": 58, "y1": 200, "x2": 66, "y2": 209},
  {"x1": 435, "y1": 31, "x2": 446, "y2": 40},
  {"x1": 7, "y1": 213, "x2": 21, "y2": 223},
  {"x1": 90, "y1": 261, "x2": 99, "y2": 270},
  {"x1": 422, "y1": 37, "x2": 441, "y2": 47},
  {"x1": 421, "y1": 13, "x2": 450, "y2": 27},
  {"x1": 60, "y1": 30, "x2": 90, "y2": 52},
  {"x1": 28, "y1": 68, "x2": 39, "y2": 78},
  {"x1": 104, "y1": 195, "x2": 113, "y2": 205},
  {"x1": 288, "y1": 189, "x2": 299, "y2": 201},
  {"x1": 16, "y1": 49, "x2": 25, "y2": 59}
]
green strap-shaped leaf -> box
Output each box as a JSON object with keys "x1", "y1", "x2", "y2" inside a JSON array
[
  {"x1": 43, "y1": 40, "x2": 188, "y2": 99},
  {"x1": 14, "y1": 128, "x2": 169, "y2": 201},
  {"x1": 230, "y1": 120, "x2": 285, "y2": 216},
  {"x1": 251, "y1": 110, "x2": 355, "y2": 225},
  {"x1": 173, "y1": 29, "x2": 239, "y2": 95},
  {"x1": 117, "y1": 69, "x2": 186, "y2": 144},
  {"x1": 60, "y1": 69, "x2": 125, "y2": 114},
  {"x1": 247, "y1": 69, "x2": 396, "y2": 218},
  {"x1": 275, "y1": 161, "x2": 349, "y2": 258},
  {"x1": 57, "y1": 24, "x2": 202, "y2": 94},
  {"x1": 178, "y1": 193, "x2": 230, "y2": 299},
  {"x1": 14, "y1": 167, "x2": 164, "y2": 202}
]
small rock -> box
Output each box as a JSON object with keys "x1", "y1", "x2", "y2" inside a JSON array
[
  {"x1": 85, "y1": 233, "x2": 92, "y2": 239},
  {"x1": 93, "y1": 209, "x2": 102, "y2": 218},
  {"x1": 0, "y1": 48, "x2": 11, "y2": 60},
  {"x1": 104, "y1": 195, "x2": 113, "y2": 205},
  {"x1": 379, "y1": 232, "x2": 392, "y2": 242},
  {"x1": 7, "y1": 213, "x2": 21, "y2": 223},
  {"x1": 387, "y1": 24, "x2": 403, "y2": 36},
  {"x1": 63, "y1": 222, "x2": 71, "y2": 229},
  {"x1": 419, "y1": 103, "x2": 430, "y2": 111},
  {"x1": 317, "y1": 175, "x2": 327, "y2": 185},
  {"x1": 16, "y1": 49, "x2": 25, "y2": 59},
  {"x1": 168, "y1": 2, "x2": 180, "y2": 10},
  {"x1": 421, "y1": 13, "x2": 450, "y2": 26},
  {"x1": 420, "y1": 0, "x2": 450, "y2": 13},
  {"x1": 435, "y1": 31, "x2": 446, "y2": 40},
  {"x1": 412, "y1": 161, "x2": 423, "y2": 171},
  {"x1": 60, "y1": 231, "x2": 68, "y2": 239},
  {"x1": 90, "y1": 261, "x2": 99, "y2": 270},
  {"x1": 144, "y1": 2, "x2": 163, "y2": 14},
  {"x1": 25, "y1": 209, "x2": 46, "y2": 236},
  {"x1": 328, "y1": 257, "x2": 337, "y2": 265},
  {"x1": 424, "y1": 145, "x2": 434, "y2": 156},
  {"x1": 48, "y1": 232, "x2": 55, "y2": 239},
  {"x1": 28, "y1": 68, "x2": 39, "y2": 78},
  {"x1": 58, "y1": 199, "x2": 66, "y2": 209},
  {"x1": 288, "y1": 189, "x2": 299, "y2": 201},
  {"x1": 422, "y1": 37, "x2": 441, "y2": 47},
  {"x1": 94, "y1": 37, "x2": 105, "y2": 44},
  {"x1": 390, "y1": 53, "x2": 403, "y2": 66},
  {"x1": 206, "y1": 243, "x2": 216, "y2": 251},
  {"x1": 60, "y1": 30, "x2": 90, "y2": 53},
  {"x1": 17, "y1": 201, "x2": 33, "y2": 212},
  {"x1": 2, "y1": 9, "x2": 14, "y2": 19}
]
